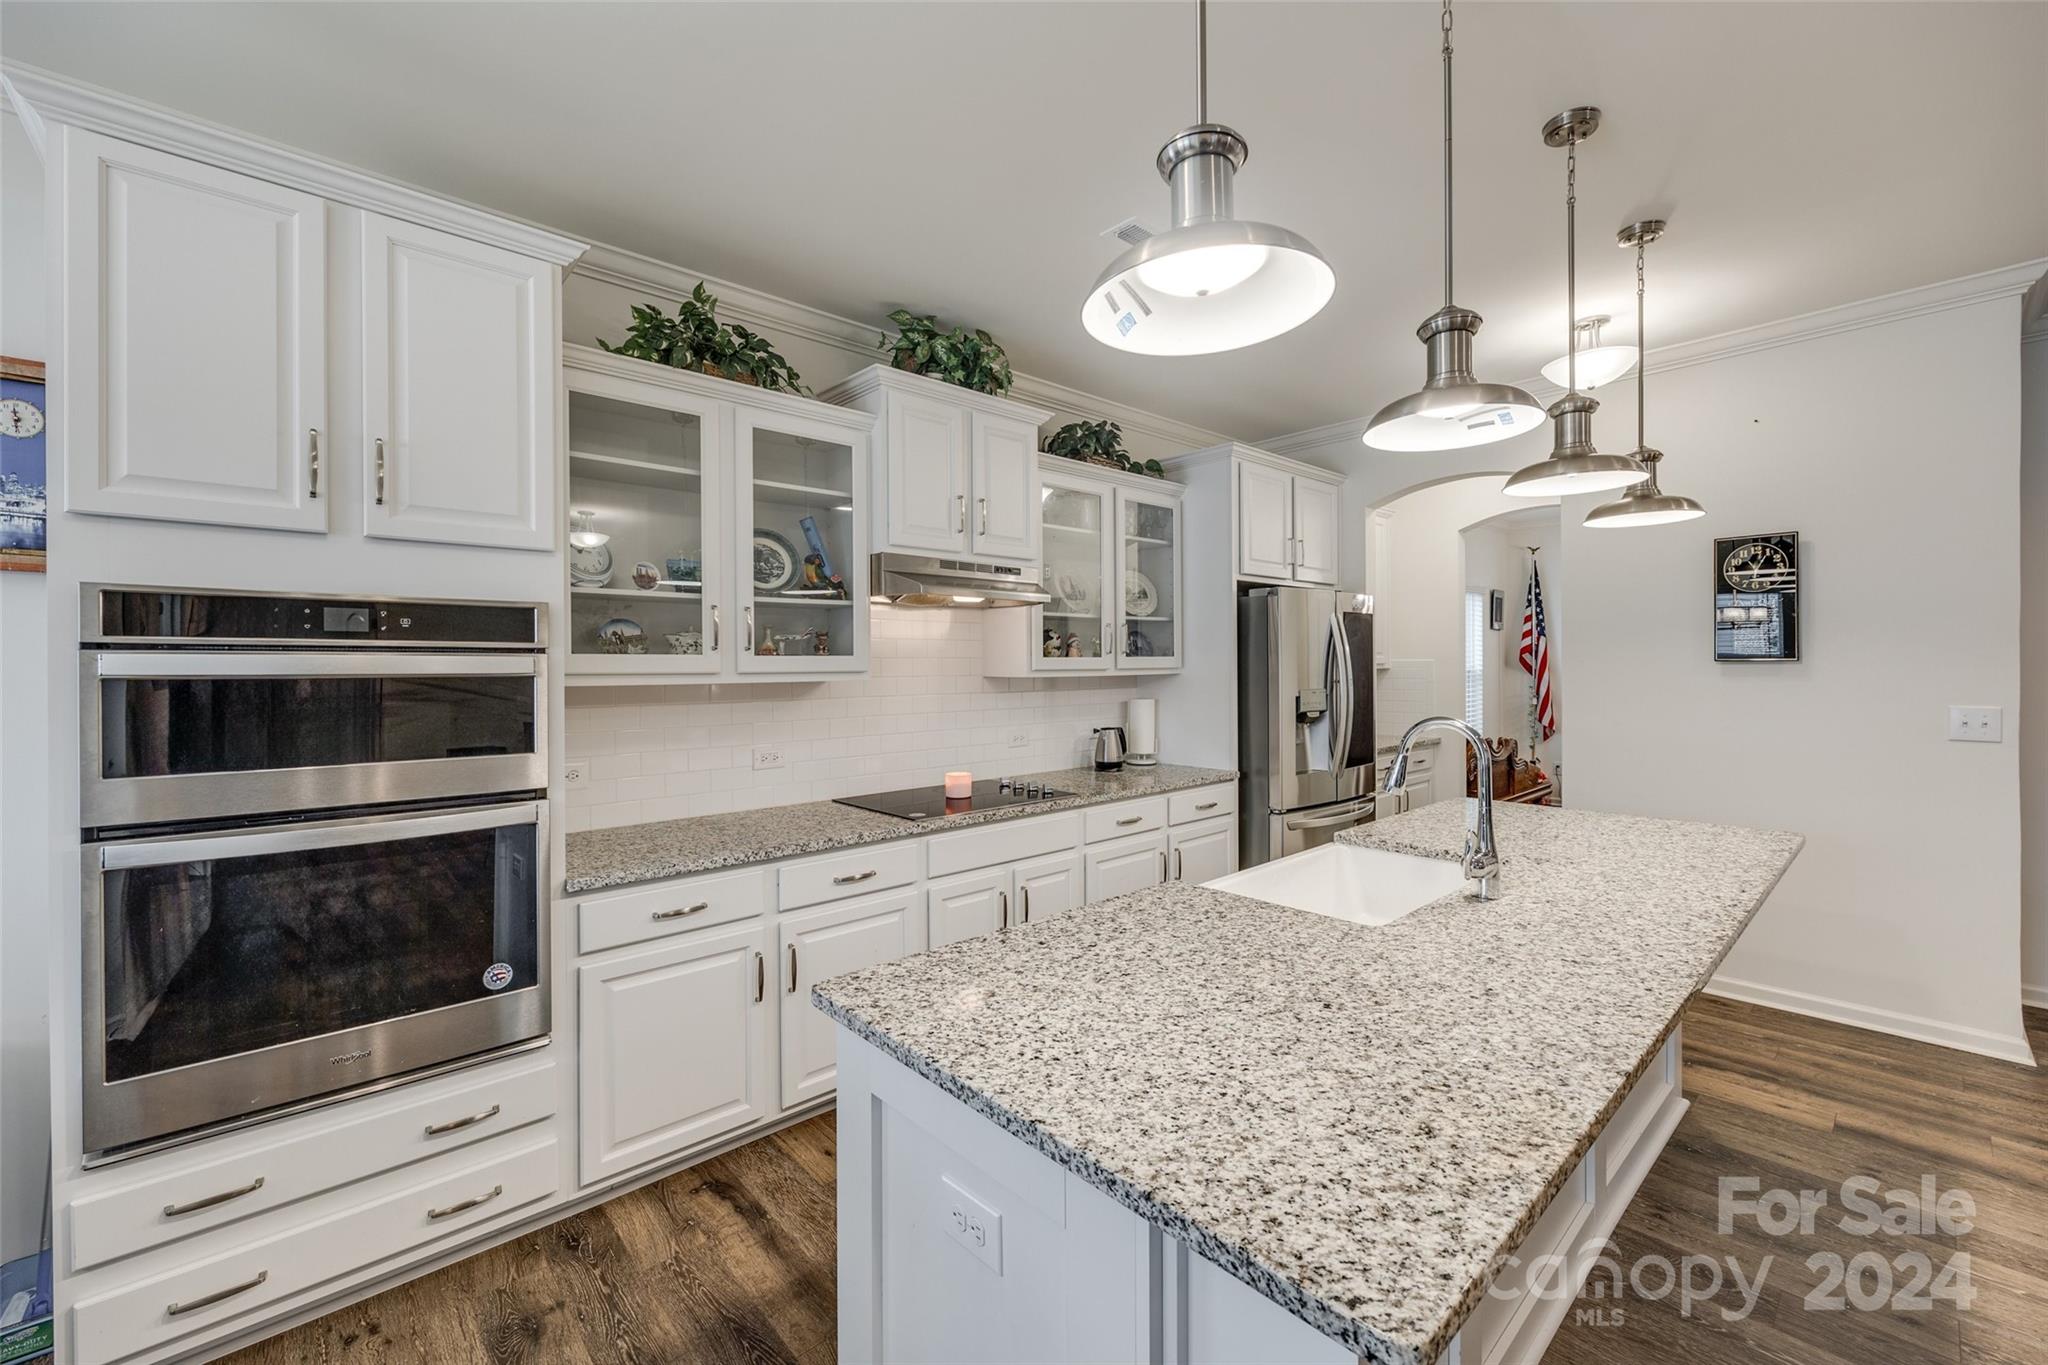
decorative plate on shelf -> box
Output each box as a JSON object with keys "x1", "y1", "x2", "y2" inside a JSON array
[
  {"x1": 570, "y1": 542, "x2": 614, "y2": 586},
  {"x1": 1050, "y1": 571, "x2": 1095, "y2": 616},
  {"x1": 1124, "y1": 569, "x2": 1158, "y2": 618},
  {"x1": 753, "y1": 530, "x2": 800, "y2": 592}
]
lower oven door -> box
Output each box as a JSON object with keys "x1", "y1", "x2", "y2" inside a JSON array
[{"x1": 83, "y1": 800, "x2": 548, "y2": 1158}]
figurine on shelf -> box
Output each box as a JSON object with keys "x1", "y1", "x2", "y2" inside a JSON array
[
  {"x1": 1043, "y1": 630, "x2": 1064, "y2": 658},
  {"x1": 814, "y1": 629, "x2": 830, "y2": 656},
  {"x1": 758, "y1": 627, "x2": 777, "y2": 656},
  {"x1": 799, "y1": 516, "x2": 850, "y2": 599},
  {"x1": 1067, "y1": 635, "x2": 1085, "y2": 658}
]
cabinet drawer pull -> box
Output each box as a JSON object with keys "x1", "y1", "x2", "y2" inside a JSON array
[
  {"x1": 163, "y1": 1176, "x2": 265, "y2": 1218},
  {"x1": 977, "y1": 496, "x2": 989, "y2": 534},
  {"x1": 427, "y1": 1184, "x2": 503, "y2": 1221},
  {"x1": 652, "y1": 901, "x2": 710, "y2": 921},
  {"x1": 956, "y1": 494, "x2": 967, "y2": 534},
  {"x1": 374, "y1": 438, "x2": 387, "y2": 506},
  {"x1": 167, "y1": 1270, "x2": 268, "y2": 1317},
  {"x1": 1174, "y1": 848, "x2": 1184, "y2": 880},
  {"x1": 307, "y1": 429, "x2": 320, "y2": 499},
  {"x1": 831, "y1": 869, "x2": 877, "y2": 885},
  {"x1": 423, "y1": 1104, "x2": 501, "y2": 1138},
  {"x1": 788, "y1": 943, "x2": 799, "y2": 994},
  {"x1": 755, "y1": 951, "x2": 765, "y2": 1003},
  {"x1": 998, "y1": 891, "x2": 1009, "y2": 930},
  {"x1": 1195, "y1": 801, "x2": 1219, "y2": 812},
  {"x1": 1115, "y1": 815, "x2": 1143, "y2": 827},
  {"x1": 1020, "y1": 885, "x2": 1030, "y2": 923}
]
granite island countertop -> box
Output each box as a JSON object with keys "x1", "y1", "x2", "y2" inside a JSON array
[
  {"x1": 563, "y1": 763, "x2": 1237, "y2": 893},
  {"x1": 813, "y1": 801, "x2": 1803, "y2": 1365}
]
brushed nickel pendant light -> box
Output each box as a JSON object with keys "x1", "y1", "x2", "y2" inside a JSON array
[
  {"x1": 1504, "y1": 108, "x2": 1647, "y2": 498},
  {"x1": 1079, "y1": 0, "x2": 1334, "y2": 356},
  {"x1": 1363, "y1": 0, "x2": 1541, "y2": 451},
  {"x1": 1584, "y1": 221, "x2": 1706, "y2": 528}
]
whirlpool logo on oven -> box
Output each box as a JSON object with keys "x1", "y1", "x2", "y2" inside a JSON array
[
  {"x1": 482, "y1": 962, "x2": 515, "y2": 992},
  {"x1": 329, "y1": 1049, "x2": 372, "y2": 1067}
]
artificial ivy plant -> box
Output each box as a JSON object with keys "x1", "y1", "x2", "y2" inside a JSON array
[
  {"x1": 881, "y1": 309, "x2": 1014, "y2": 397},
  {"x1": 1043, "y1": 419, "x2": 1166, "y2": 478},
  {"x1": 597, "y1": 284, "x2": 807, "y2": 394}
]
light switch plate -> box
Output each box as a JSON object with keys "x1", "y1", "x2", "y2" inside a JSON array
[
  {"x1": 1947, "y1": 706, "x2": 2003, "y2": 743},
  {"x1": 940, "y1": 1173, "x2": 1002, "y2": 1274}
]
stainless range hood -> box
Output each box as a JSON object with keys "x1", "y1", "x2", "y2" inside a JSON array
[{"x1": 868, "y1": 554, "x2": 1050, "y2": 608}]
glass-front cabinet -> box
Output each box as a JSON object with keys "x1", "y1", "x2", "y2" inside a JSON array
[
  {"x1": 1116, "y1": 485, "x2": 1183, "y2": 671},
  {"x1": 1037, "y1": 470, "x2": 1113, "y2": 668},
  {"x1": 564, "y1": 347, "x2": 871, "y2": 682}
]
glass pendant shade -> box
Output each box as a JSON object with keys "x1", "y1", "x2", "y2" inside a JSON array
[
  {"x1": 1583, "y1": 450, "x2": 1704, "y2": 526},
  {"x1": 1539, "y1": 316, "x2": 1638, "y2": 390},
  {"x1": 1503, "y1": 392, "x2": 1646, "y2": 496},
  {"x1": 1364, "y1": 308, "x2": 1545, "y2": 451},
  {"x1": 1082, "y1": 126, "x2": 1333, "y2": 356}
]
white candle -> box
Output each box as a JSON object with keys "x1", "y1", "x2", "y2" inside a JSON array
[{"x1": 944, "y1": 771, "x2": 973, "y2": 799}]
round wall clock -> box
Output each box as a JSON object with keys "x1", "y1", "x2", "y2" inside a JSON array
[
  {"x1": 0, "y1": 396, "x2": 43, "y2": 439},
  {"x1": 1721, "y1": 540, "x2": 1791, "y2": 592}
]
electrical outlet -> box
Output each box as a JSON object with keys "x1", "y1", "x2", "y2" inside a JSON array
[
  {"x1": 940, "y1": 1174, "x2": 1002, "y2": 1274},
  {"x1": 752, "y1": 745, "x2": 786, "y2": 771},
  {"x1": 564, "y1": 763, "x2": 589, "y2": 791},
  {"x1": 1008, "y1": 730, "x2": 1030, "y2": 750},
  {"x1": 1947, "y1": 705, "x2": 2003, "y2": 743}
]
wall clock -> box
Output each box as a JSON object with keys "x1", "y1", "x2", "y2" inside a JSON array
[{"x1": 1713, "y1": 532, "x2": 1799, "y2": 662}]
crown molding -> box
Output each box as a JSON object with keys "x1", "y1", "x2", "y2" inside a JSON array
[
  {"x1": 2, "y1": 73, "x2": 48, "y2": 158},
  {"x1": 818, "y1": 363, "x2": 1055, "y2": 427},
  {"x1": 562, "y1": 343, "x2": 876, "y2": 433},
  {"x1": 2, "y1": 62, "x2": 587, "y2": 265},
  {"x1": 1262, "y1": 258, "x2": 2048, "y2": 457}
]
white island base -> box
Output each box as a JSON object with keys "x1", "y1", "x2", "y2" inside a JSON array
[{"x1": 835, "y1": 1024, "x2": 1688, "y2": 1365}]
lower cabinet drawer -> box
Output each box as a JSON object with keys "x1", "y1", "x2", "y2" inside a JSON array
[
  {"x1": 927, "y1": 812, "x2": 1081, "y2": 879},
  {"x1": 1167, "y1": 784, "x2": 1235, "y2": 826},
  {"x1": 578, "y1": 865, "x2": 770, "y2": 954},
  {"x1": 72, "y1": 1134, "x2": 559, "y2": 1365},
  {"x1": 1084, "y1": 798, "x2": 1166, "y2": 844},
  {"x1": 67, "y1": 1054, "x2": 557, "y2": 1272},
  {"x1": 779, "y1": 841, "x2": 921, "y2": 911}
]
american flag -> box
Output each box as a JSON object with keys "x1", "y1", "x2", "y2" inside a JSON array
[{"x1": 1520, "y1": 562, "x2": 1556, "y2": 739}]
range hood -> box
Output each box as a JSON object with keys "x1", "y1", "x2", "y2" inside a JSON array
[{"x1": 868, "y1": 554, "x2": 1050, "y2": 608}]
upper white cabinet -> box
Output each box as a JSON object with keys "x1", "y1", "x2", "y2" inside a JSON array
[
  {"x1": 59, "y1": 128, "x2": 329, "y2": 533},
  {"x1": 821, "y1": 366, "x2": 1053, "y2": 564},
  {"x1": 1235, "y1": 455, "x2": 1342, "y2": 586},
  {"x1": 53, "y1": 124, "x2": 577, "y2": 548},
  {"x1": 361, "y1": 213, "x2": 557, "y2": 550},
  {"x1": 1291, "y1": 477, "x2": 1340, "y2": 583}
]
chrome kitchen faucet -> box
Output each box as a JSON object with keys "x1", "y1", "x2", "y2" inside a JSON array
[{"x1": 1383, "y1": 717, "x2": 1501, "y2": 900}]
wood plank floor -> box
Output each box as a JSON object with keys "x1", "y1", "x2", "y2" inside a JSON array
[{"x1": 223, "y1": 999, "x2": 2047, "y2": 1365}]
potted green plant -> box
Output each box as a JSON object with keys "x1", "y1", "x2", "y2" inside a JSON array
[
  {"x1": 880, "y1": 309, "x2": 1014, "y2": 397},
  {"x1": 1043, "y1": 419, "x2": 1166, "y2": 478},
  {"x1": 597, "y1": 283, "x2": 807, "y2": 394}
]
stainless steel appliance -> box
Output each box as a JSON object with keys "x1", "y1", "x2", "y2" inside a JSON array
[
  {"x1": 78, "y1": 586, "x2": 550, "y2": 1161},
  {"x1": 1092, "y1": 726, "x2": 1127, "y2": 771},
  {"x1": 835, "y1": 778, "x2": 1072, "y2": 822},
  {"x1": 868, "y1": 553, "x2": 1050, "y2": 608},
  {"x1": 1237, "y1": 587, "x2": 1376, "y2": 866}
]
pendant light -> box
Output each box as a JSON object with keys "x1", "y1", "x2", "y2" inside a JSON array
[
  {"x1": 1363, "y1": 0, "x2": 1542, "y2": 451},
  {"x1": 1504, "y1": 108, "x2": 1647, "y2": 498},
  {"x1": 1079, "y1": 0, "x2": 1334, "y2": 356},
  {"x1": 1584, "y1": 221, "x2": 1706, "y2": 528},
  {"x1": 1539, "y1": 314, "x2": 1637, "y2": 390}
]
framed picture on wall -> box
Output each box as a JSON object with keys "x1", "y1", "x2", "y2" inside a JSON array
[
  {"x1": 1713, "y1": 532, "x2": 1799, "y2": 662},
  {"x1": 0, "y1": 355, "x2": 47, "y2": 574}
]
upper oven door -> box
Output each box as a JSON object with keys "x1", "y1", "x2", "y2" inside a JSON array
[{"x1": 82, "y1": 652, "x2": 547, "y2": 827}]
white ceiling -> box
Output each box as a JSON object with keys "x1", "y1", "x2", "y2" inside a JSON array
[{"x1": 6, "y1": 2, "x2": 2044, "y2": 441}]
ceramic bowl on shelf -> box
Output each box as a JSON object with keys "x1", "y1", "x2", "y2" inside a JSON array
[
  {"x1": 664, "y1": 555, "x2": 701, "y2": 585},
  {"x1": 666, "y1": 631, "x2": 704, "y2": 655}
]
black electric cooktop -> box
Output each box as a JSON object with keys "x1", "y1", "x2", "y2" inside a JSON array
[{"x1": 835, "y1": 779, "x2": 1072, "y2": 822}]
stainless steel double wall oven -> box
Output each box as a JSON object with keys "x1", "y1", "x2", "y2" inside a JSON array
[{"x1": 79, "y1": 585, "x2": 551, "y2": 1160}]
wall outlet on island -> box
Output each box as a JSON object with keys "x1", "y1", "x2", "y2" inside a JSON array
[
  {"x1": 752, "y1": 745, "x2": 786, "y2": 771},
  {"x1": 564, "y1": 763, "x2": 589, "y2": 791},
  {"x1": 1947, "y1": 705, "x2": 2003, "y2": 743}
]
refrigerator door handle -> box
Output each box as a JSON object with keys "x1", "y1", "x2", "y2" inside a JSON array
[
  {"x1": 1327, "y1": 611, "x2": 1354, "y2": 780},
  {"x1": 1283, "y1": 800, "x2": 1376, "y2": 832}
]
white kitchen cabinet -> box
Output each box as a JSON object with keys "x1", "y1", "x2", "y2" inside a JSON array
[
  {"x1": 59, "y1": 128, "x2": 329, "y2": 534},
  {"x1": 1086, "y1": 830, "x2": 1170, "y2": 903},
  {"x1": 360, "y1": 213, "x2": 557, "y2": 551},
  {"x1": 1170, "y1": 815, "x2": 1236, "y2": 885},
  {"x1": 1232, "y1": 452, "x2": 1344, "y2": 586},
  {"x1": 821, "y1": 366, "x2": 1053, "y2": 566},
  {"x1": 926, "y1": 868, "x2": 1011, "y2": 949},
  {"x1": 1117, "y1": 485, "x2": 1184, "y2": 671},
  {"x1": 1290, "y1": 476, "x2": 1340, "y2": 585},
  {"x1": 1014, "y1": 850, "x2": 1085, "y2": 926},
  {"x1": 736, "y1": 406, "x2": 870, "y2": 673},
  {"x1": 577, "y1": 920, "x2": 772, "y2": 1184},
  {"x1": 779, "y1": 892, "x2": 917, "y2": 1109}
]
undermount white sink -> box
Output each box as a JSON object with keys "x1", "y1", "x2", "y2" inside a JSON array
[{"x1": 1204, "y1": 843, "x2": 1468, "y2": 926}]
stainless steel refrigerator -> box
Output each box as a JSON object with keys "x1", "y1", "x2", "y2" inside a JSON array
[{"x1": 1237, "y1": 587, "x2": 1377, "y2": 866}]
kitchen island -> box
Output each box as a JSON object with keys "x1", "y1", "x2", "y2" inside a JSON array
[{"x1": 813, "y1": 802, "x2": 1803, "y2": 1365}]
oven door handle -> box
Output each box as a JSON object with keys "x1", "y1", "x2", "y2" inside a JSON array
[
  {"x1": 93, "y1": 652, "x2": 542, "y2": 679},
  {"x1": 98, "y1": 802, "x2": 544, "y2": 871}
]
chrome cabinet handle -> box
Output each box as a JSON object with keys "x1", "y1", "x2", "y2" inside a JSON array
[
  {"x1": 307, "y1": 430, "x2": 320, "y2": 499},
  {"x1": 978, "y1": 496, "x2": 989, "y2": 534},
  {"x1": 1174, "y1": 848, "x2": 1183, "y2": 880},
  {"x1": 1115, "y1": 815, "x2": 1143, "y2": 827},
  {"x1": 956, "y1": 494, "x2": 967, "y2": 533},
  {"x1": 1020, "y1": 885, "x2": 1030, "y2": 923},
  {"x1": 427, "y1": 1184, "x2": 502, "y2": 1221},
  {"x1": 787, "y1": 943, "x2": 798, "y2": 994},
  {"x1": 1196, "y1": 801, "x2": 1219, "y2": 812},
  {"x1": 167, "y1": 1270, "x2": 268, "y2": 1317},
  {"x1": 744, "y1": 605, "x2": 755, "y2": 649},
  {"x1": 163, "y1": 1176, "x2": 265, "y2": 1218},
  {"x1": 832, "y1": 869, "x2": 877, "y2": 885},
  {"x1": 1159, "y1": 849, "x2": 1168, "y2": 879},
  {"x1": 424, "y1": 1104, "x2": 501, "y2": 1137},
  {"x1": 374, "y1": 438, "x2": 387, "y2": 506},
  {"x1": 652, "y1": 901, "x2": 709, "y2": 921},
  {"x1": 998, "y1": 891, "x2": 1009, "y2": 930},
  {"x1": 1101, "y1": 623, "x2": 1110, "y2": 657},
  {"x1": 710, "y1": 606, "x2": 720, "y2": 653},
  {"x1": 755, "y1": 951, "x2": 765, "y2": 1003}
]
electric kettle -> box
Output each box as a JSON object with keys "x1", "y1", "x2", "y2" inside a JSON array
[{"x1": 1092, "y1": 726, "x2": 1127, "y2": 772}]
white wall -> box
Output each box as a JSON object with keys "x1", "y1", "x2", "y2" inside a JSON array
[
  {"x1": 1565, "y1": 294, "x2": 2031, "y2": 1063},
  {"x1": 0, "y1": 107, "x2": 50, "y2": 1262},
  {"x1": 566, "y1": 607, "x2": 1137, "y2": 829},
  {"x1": 1463, "y1": 515, "x2": 1564, "y2": 781},
  {"x1": 2021, "y1": 332, "x2": 2047, "y2": 1007}
]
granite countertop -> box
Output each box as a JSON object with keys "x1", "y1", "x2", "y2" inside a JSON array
[
  {"x1": 813, "y1": 802, "x2": 1802, "y2": 1365},
  {"x1": 1375, "y1": 734, "x2": 1443, "y2": 758},
  {"x1": 564, "y1": 763, "x2": 1237, "y2": 893}
]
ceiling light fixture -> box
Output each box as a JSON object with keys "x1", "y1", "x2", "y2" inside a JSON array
[
  {"x1": 1505, "y1": 108, "x2": 1648, "y2": 498},
  {"x1": 1540, "y1": 314, "x2": 1637, "y2": 390},
  {"x1": 1079, "y1": 0, "x2": 1334, "y2": 356},
  {"x1": 1585, "y1": 221, "x2": 1706, "y2": 528},
  {"x1": 1362, "y1": 0, "x2": 1542, "y2": 452}
]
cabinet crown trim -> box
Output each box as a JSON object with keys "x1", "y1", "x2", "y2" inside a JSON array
[
  {"x1": 819, "y1": 364, "x2": 1056, "y2": 428},
  {"x1": 9, "y1": 62, "x2": 587, "y2": 265},
  {"x1": 1037, "y1": 452, "x2": 1184, "y2": 495},
  {"x1": 563, "y1": 344, "x2": 877, "y2": 432},
  {"x1": 1166, "y1": 441, "x2": 1344, "y2": 486}
]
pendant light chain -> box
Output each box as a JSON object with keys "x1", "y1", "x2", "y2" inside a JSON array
[
  {"x1": 1442, "y1": 0, "x2": 1454, "y2": 307},
  {"x1": 1565, "y1": 137, "x2": 1578, "y2": 394}
]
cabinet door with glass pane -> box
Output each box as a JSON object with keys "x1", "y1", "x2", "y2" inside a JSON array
[
  {"x1": 1115, "y1": 487, "x2": 1183, "y2": 671},
  {"x1": 1035, "y1": 471, "x2": 1113, "y2": 671},
  {"x1": 565, "y1": 376, "x2": 724, "y2": 675},
  {"x1": 735, "y1": 409, "x2": 869, "y2": 673}
]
